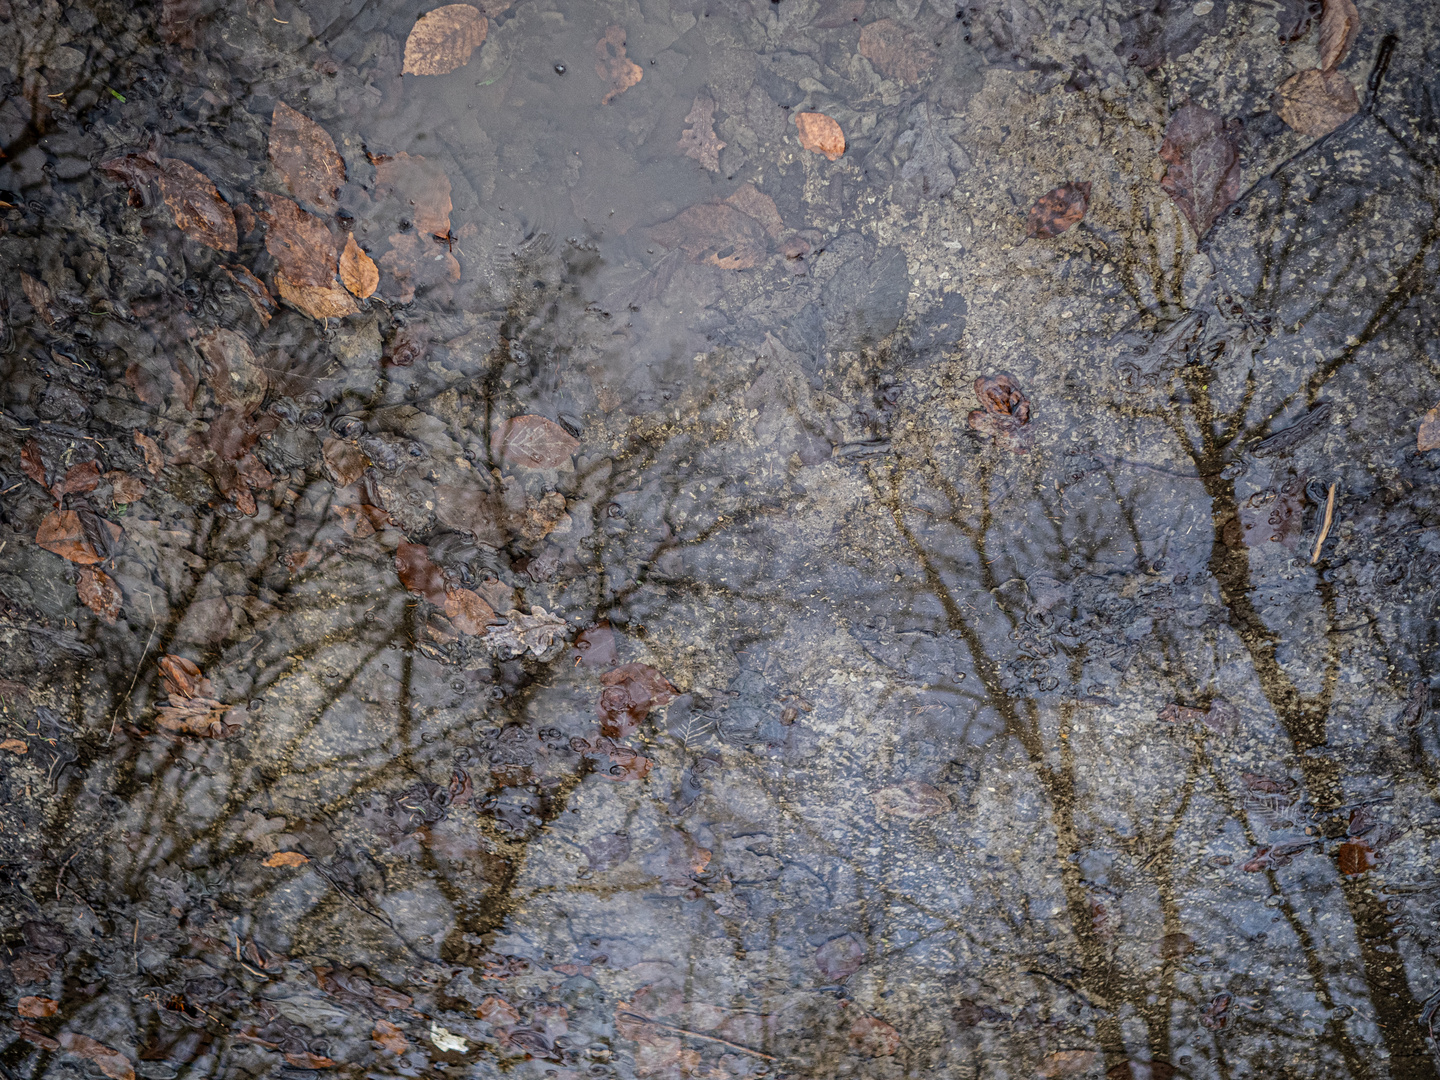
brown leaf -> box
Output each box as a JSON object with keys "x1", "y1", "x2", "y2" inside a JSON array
[
  {"x1": 222, "y1": 264, "x2": 277, "y2": 325},
  {"x1": 17, "y1": 996, "x2": 58, "y2": 1018},
  {"x1": 269, "y1": 102, "x2": 345, "y2": 213},
  {"x1": 491, "y1": 415, "x2": 580, "y2": 469},
  {"x1": 847, "y1": 1014, "x2": 899, "y2": 1057},
  {"x1": 0, "y1": 738, "x2": 27, "y2": 754},
  {"x1": 36, "y1": 510, "x2": 120, "y2": 565},
  {"x1": 284, "y1": 1052, "x2": 335, "y2": 1070},
  {"x1": 20, "y1": 272, "x2": 58, "y2": 328},
  {"x1": 1276, "y1": 67, "x2": 1359, "y2": 136},
  {"x1": 1159, "y1": 104, "x2": 1241, "y2": 236},
  {"x1": 403, "y1": 4, "x2": 488, "y2": 76},
  {"x1": 1039, "y1": 1050, "x2": 1104, "y2": 1077},
  {"x1": 1338, "y1": 839, "x2": 1376, "y2": 876},
  {"x1": 195, "y1": 329, "x2": 267, "y2": 412},
  {"x1": 967, "y1": 372, "x2": 1033, "y2": 452},
  {"x1": 53, "y1": 460, "x2": 102, "y2": 497},
  {"x1": 650, "y1": 202, "x2": 769, "y2": 270},
  {"x1": 477, "y1": 996, "x2": 522, "y2": 1026},
  {"x1": 59, "y1": 1033, "x2": 135, "y2": 1080},
  {"x1": 596, "y1": 25, "x2": 643, "y2": 104},
  {"x1": 157, "y1": 158, "x2": 237, "y2": 252},
  {"x1": 134, "y1": 431, "x2": 164, "y2": 476},
  {"x1": 678, "y1": 96, "x2": 726, "y2": 171},
  {"x1": 1026, "y1": 182, "x2": 1091, "y2": 238},
  {"x1": 396, "y1": 542, "x2": 448, "y2": 604},
  {"x1": 322, "y1": 438, "x2": 370, "y2": 486},
  {"x1": 1107, "y1": 1061, "x2": 1175, "y2": 1080},
  {"x1": 20, "y1": 440, "x2": 47, "y2": 487},
  {"x1": 815, "y1": 935, "x2": 865, "y2": 981},
  {"x1": 154, "y1": 697, "x2": 234, "y2": 736},
  {"x1": 258, "y1": 193, "x2": 358, "y2": 320},
  {"x1": 871, "y1": 780, "x2": 950, "y2": 819},
  {"x1": 725, "y1": 183, "x2": 785, "y2": 239},
  {"x1": 14, "y1": 1020, "x2": 60, "y2": 1050},
  {"x1": 858, "y1": 19, "x2": 936, "y2": 83},
  {"x1": 372, "y1": 153, "x2": 461, "y2": 302},
  {"x1": 262, "y1": 851, "x2": 310, "y2": 868},
  {"x1": 1318, "y1": 0, "x2": 1359, "y2": 70},
  {"x1": 1420, "y1": 403, "x2": 1440, "y2": 452},
  {"x1": 159, "y1": 655, "x2": 210, "y2": 699},
  {"x1": 339, "y1": 233, "x2": 380, "y2": 299},
  {"x1": 106, "y1": 471, "x2": 147, "y2": 504},
  {"x1": 373, "y1": 1020, "x2": 409, "y2": 1054},
  {"x1": 77, "y1": 567, "x2": 122, "y2": 624},
  {"x1": 444, "y1": 588, "x2": 497, "y2": 635},
  {"x1": 796, "y1": 111, "x2": 845, "y2": 160}
]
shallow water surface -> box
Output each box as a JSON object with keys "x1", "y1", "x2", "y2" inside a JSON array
[{"x1": 2, "y1": 0, "x2": 1440, "y2": 1077}]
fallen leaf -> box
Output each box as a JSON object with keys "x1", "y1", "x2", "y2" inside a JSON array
[
  {"x1": 195, "y1": 328, "x2": 267, "y2": 412},
  {"x1": 223, "y1": 264, "x2": 277, "y2": 325},
  {"x1": 429, "y1": 1024, "x2": 467, "y2": 1053},
  {"x1": 1420, "y1": 403, "x2": 1440, "y2": 452},
  {"x1": 966, "y1": 372, "x2": 1033, "y2": 452},
  {"x1": 1026, "y1": 182, "x2": 1091, "y2": 238},
  {"x1": 678, "y1": 96, "x2": 725, "y2": 171},
  {"x1": 371, "y1": 153, "x2": 461, "y2": 302},
  {"x1": 596, "y1": 25, "x2": 642, "y2": 104},
  {"x1": 262, "y1": 851, "x2": 310, "y2": 868},
  {"x1": 20, "y1": 440, "x2": 46, "y2": 487},
  {"x1": 858, "y1": 19, "x2": 936, "y2": 83},
  {"x1": 1158, "y1": 104, "x2": 1241, "y2": 236},
  {"x1": 510, "y1": 489, "x2": 569, "y2": 543},
  {"x1": 53, "y1": 460, "x2": 102, "y2": 498},
  {"x1": 155, "y1": 697, "x2": 234, "y2": 736},
  {"x1": 481, "y1": 606, "x2": 568, "y2": 660},
  {"x1": 134, "y1": 431, "x2": 164, "y2": 476},
  {"x1": 1318, "y1": 0, "x2": 1359, "y2": 70},
  {"x1": 284, "y1": 1052, "x2": 335, "y2": 1069},
  {"x1": 491, "y1": 415, "x2": 580, "y2": 469},
  {"x1": 725, "y1": 183, "x2": 786, "y2": 238},
  {"x1": 258, "y1": 193, "x2": 358, "y2": 320},
  {"x1": 17, "y1": 996, "x2": 58, "y2": 1017},
  {"x1": 0, "y1": 738, "x2": 26, "y2": 754},
  {"x1": 35, "y1": 510, "x2": 121, "y2": 565},
  {"x1": 599, "y1": 663, "x2": 677, "y2": 737},
  {"x1": 1040, "y1": 1050, "x2": 1104, "y2": 1077},
  {"x1": 59, "y1": 1033, "x2": 135, "y2": 1080},
  {"x1": 815, "y1": 935, "x2": 865, "y2": 981},
  {"x1": 373, "y1": 1019, "x2": 409, "y2": 1054},
  {"x1": 396, "y1": 542, "x2": 448, "y2": 604},
  {"x1": 106, "y1": 471, "x2": 147, "y2": 504},
  {"x1": 77, "y1": 567, "x2": 122, "y2": 624},
  {"x1": 444, "y1": 588, "x2": 497, "y2": 635},
  {"x1": 20, "y1": 272, "x2": 58, "y2": 328},
  {"x1": 1156, "y1": 931, "x2": 1195, "y2": 959},
  {"x1": 269, "y1": 102, "x2": 345, "y2": 213},
  {"x1": 477, "y1": 996, "x2": 521, "y2": 1026},
  {"x1": 403, "y1": 4, "x2": 487, "y2": 76},
  {"x1": 1276, "y1": 67, "x2": 1359, "y2": 136},
  {"x1": 339, "y1": 233, "x2": 379, "y2": 299},
  {"x1": 796, "y1": 111, "x2": 845, "y2": 160},
  {"x1": 1338, "y1": 839, "x2": 1376, "y2": 876},
  {"x1": 322, "y1": 438, "x2": 369, "y2": 486},
  {"x1": 159, "y1": 655, "x2": 211, "y2": 699},
  {"x1": 870, "y1": 780, "x2": 951, "y2": 819},
  {"x1": 157, "y1": 158, "x2": 237, "y2": 253},
  {"x1": 15, "y1": 1020, "x2": 60, "y2": 1050},
  {"x1": 650, "y1": 202, "x2": 769, "y2": 270},
  {"x1": 847, "y1": 1014, "x2": 899, "y2": 1057}
]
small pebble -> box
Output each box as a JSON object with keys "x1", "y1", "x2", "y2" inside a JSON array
[
  {"x1": 554, "y1": 63, "x2": 566, "y2": 75},
  {"x1": 1193, "y1": 0, "x2": 1214, "y2": 13}
]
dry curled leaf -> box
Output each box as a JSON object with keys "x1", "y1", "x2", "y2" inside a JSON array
[
  {"x1": 373, "y1": 1020, "x2": 410, "y2": 1055},
  {"x1": 858, "y1": 19, "x2": 936, "y2": 83},
  {"x1": 404, "y1": 4, "x2": 487, "y2": 75},
  {"x1": 1026, "y1": 182, "x2": 1091, "y2": 238},
  {"x1": 1420, "y1": 403, "x2": 1440, "y2": 452},
  {"x1": 491, "y1": 415, "x2": 580, "y2": 469},
  {"x1": 269, "y1": 102, "x2": 345, "y2": 213},
  {"x1": 77, "y1": 566, "x2": 122, "y2": 624},
  {"x1": 870, "y1": 780, "x2": 951, "y2": 819},
  {"x1": 262, "y1": 851, "x2": 311, "y2": 868},
  {"x1": 59, "y1": 1033, "x2": 135, "y2": 1080},
  {"x1": 36, "y1": 510, "x2": 121, "y2": 565},
  {"x1": 258, "y1": 193, "x2": 358, "y2": 320},
  {"x1": 134, "y1": 431, "x2": 164, "y2": 476},
  {"x1": 796, "y1": 111, "x2": 845, "y2": 160},
  {"x1": 847, "y1": 1014, "x2": 900, "y2": 1057},
  {"x1": 967, "y1": 372, "x2": 1033, "y2": 452},
  {"x1": 339, "y1": 233, "x2": 379, "y2": 299},
  {"x1": 1276, "y1": 67, "x2": 1359, "y2": 136},
  {"x1": 596, "y1": 25, "x2": 642, "y2": 104},
  {"x1": 17, "y1": 997, "x2": 58, "y2": 1018},
  {"x1": 159, "y1": 655, "x2": 211, "y2": 699},
  {"x1": 444, "y1": 587, "x2": 497, "y2": 635},
  {"x1": 1159, "y1": 104, "x2": 1241, "y2": 236},
  {"x1": 678, "y1": 96, "x2": 725, "y2": 171},
  {"x1": 1318, "y1": 0, "x2": 1359, "y2": 70},
  {"x1": 0, "y1": 738, "x2": 27, "y2": 754}
]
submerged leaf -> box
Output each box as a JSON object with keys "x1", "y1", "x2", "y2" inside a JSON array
[
  {"x1": 595, "y1": 25, "x2": 642, "y2": 104},
  {"x1": 1420, "y1": 402, "x2": 1440, "y2": 452},
  {"x1": 269, "y1": 102, "x2": 345, "y2": 213},
  {"x1": 491, "y1": 415, "x2": 580, "y2": 469},
  {"x1": 1158, "y1": 104, "x2": 1241, "y2": 236},
  {"x1": 1276, "y1": 68, "x2": 1359, "y2": 136},
  {"x1": 444, "y1": 587, "x2": 498, "y2": 635},
  {"x1": 262, "y1": 851, "x2": 310, "y2": 868},
  {"x1": 870, "y1": 780, "x2": 951, "y2": 819},
  {"x1": 847, "y1": 1014, "x2": 899, "y2": 1057},
  {"x1": 1318, "y1": 0, "x2": 1359, "y2": 70},
  {"x1": 1026, "y1": 182, "x2": 1091, "y2": 238},
  {"x1": 258, "y1": 193, "x2": 358, "y2": 320},
  {"x1": 858, "y1": 19, "x2": 936, "y2": 83},
  {"x1": 374, "y1": 1020, "x2": 409, "y2": 1055},
  {"x1": 404, "y1": 4, "x2": 488, "y2": 76},
  {"x1": 650, "y1": 202, "x2": 769, "y2": 270},
  {"x1": 36, "y1": 510, "x2": 121, "y2": 565},
  {"x1": 796, "y1": 112, "x2": 845, "y2": 160},
  {"x1": 678, "y1": 96, "x2": 725, "y2": 171},
  {"x1": 59, "y1": 1034, "x2": 135, "y2": 1080},
  {"x1": 77, "y1": 567, "x2": 121, "y2": 624},
  {"x1": 158, "y1": 158, "x2": 238, "y2": 252},
  {"x1": 339, "y1": 233, "x2": 380, "y2": 299}
]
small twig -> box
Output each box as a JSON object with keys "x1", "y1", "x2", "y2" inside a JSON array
[
  {"x1": 109, "y1": 591, "x2": 157, "y2": 741},
  {"x1": 618, "y1": 1011, "x2": 778, "y2": 1062},
  {"x1": 1311, "y1": 481, "x2": 1337, "y2": 564},
  {"x1": 55, "y1": 848, "x2": 81, "y2": 900}
]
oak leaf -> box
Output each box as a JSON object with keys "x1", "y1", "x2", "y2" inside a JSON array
[
  {"x1": 269, "y1": 102, "x2": 345, "y2": 212},
  {"x1": 678, "y1": 96, "x2": 725, "y2": 171},
  {"x1": 77, "y1": 567, "x2": 122, "y2": 624},
  {"x1": 1026, "y1": 182, "x2": 1091, "y2": 238},
  {"x1": 870, "y1": 780, "x2": 950, "y2": 819},
  {"x1": 1158, "y1": 104, "x2": 1241, "y2": 236},
  {"x1": 1276, "y1": 68, "x2": 1358, "y2": 136},
  {"x1": 339, "y1": 233, "x2": 379, "y2": 299},
  {"x1": 481, "y1": 606, "x2": 568, "y2": 660},
  {"x1": 403, "y1": 4, "x2": 487, "y2": 76},
  {"x1": 262, "y1": 851, "x2": 310, "y2": 868},
  {"x1": 596, "y1": 25, "x2": 642, "y2": 104},
  {"x1": 159, "y1": 655, "x2": 211, "y2": 699},
  {"x1": 1318, "y1": 0, "x2": 1359, "y2": 70},
  {"x1": 491, "y1": 415, "x2": 580, "y2": 469},
  {"x1": 796, "y1": 112, "x2": 845, "y2": 160}
]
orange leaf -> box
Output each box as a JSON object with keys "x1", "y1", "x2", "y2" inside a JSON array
[
  {"x1": 59, "y1": 1033, "x2": 135, "y2": 1080},
  {"x1": 1338, "y1": 839, "x2": 1375, "y2": 876},
  {"x1": 373, "y1": 1019, "x2": 410, "y2": 1054},
  {"x1": 0, "y1": 738, "x2": 26, "y2": 754},
  {"x1": 403, "y1": 4, "x2": 488, "y2": 75},
  {"x1": 339, "y1": 233, "x2": 379, "y2": 299},
  {"x1": 269, "y1": 102, "x2": 345, "y2": 213},
  {"x1": 18, "y1": 996, "x2": 59, "y2": 1017},
  {"x1": 490, "y1": 415, "x2": 580, "y2": 469},
  {"x1": 444, "y1": 587, "x2": 497, "y2": 635},
  {"x1": 1421, "y1": 403, "x2": 1440, "y2": 453},
  {"x1": 796, "y1": 112, "x2": 845, "y2": 160},
  {"x1": 35, "y1": 510, "x2": 120, "y2": 565},
  {"x1": 263, "y1": 851, "x2": 310, "y2": 868},
  {"x1": 77, "y1": 567, "x2": 122, "y2": 624},
  {"x1": 134, "y1": 431, "x2": 164, "y2": 476},
  {"x1": 595, "y1": 25, "x2": 642, "y2": 104}
]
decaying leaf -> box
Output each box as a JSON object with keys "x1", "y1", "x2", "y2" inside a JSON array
[
  {"x1": 20, "y1": 272, "x2": 58, "y2": 328},
  {"x1": 725, "y1": 183, "x2": 786, "y2": 238},
  {"x1": 59, "y1": 1033, "x2": 135, "y2": 1080},
  {"x1": 36, "y1": 510, "x2": 122, "y2": 565},
  {"x1": 1338, "y1": 839, "x2": 1376, "y2": 876},
  {"x1": 1276, "y1": 67, "x2": 1359, "y2": 136},
  {"x1": 134, "y1": 431, "x2": 164, "y2": 477},
  {"x1": 258, "y1": 193, "x2": 358, "y2": 320},
  {"x1": 159, "y1": 655, "x2": 211, "y2": 699},
  {"x1": 815, "y1": 935, "x2": 865, "y2": 981},
  {"x1": 444, "y1": 587, "x2": 497, "y2": 635},
  {"x1": 481, "y1": 607, "x2": 569, "y2": 660},
  {"x1": 262, "y1": 851, "x2": 311, "y2": 868},
  {"x1": 1158, "y1": 104, "x2": 1241, "y2": 236},
  {"x1": 870, "y1": 780, "x2": 951, "y2": 819},
  {"x1": 223, "y1": 264, "x2": 277, "y2": 325},
  {"x1": 596, "y1": 25, "x2": 643, "y2": 104},
  {"x1": 53, "y1": 460, "x2": 101, "y2": 497},
  {"x1": 269, "y1": 102, "x2": 345, "y2": 213},
  {"x1": 678, "y1": 96, "x2": 725, "y2": 171},
  {"x1": 967, "y1": 372, "x2": 1033, "y2": 452},
  {"x1": 396, "y1": 541, "x2": 448, "y2": 603},
  {"x1": 491, "y1": 415, "x2": 580, "y2": 469},
  {"x1": 322, "y1": 438, "x2": 369, "y2": 486},
  {"x1": 599, "y1": 663, "x2": 677, "y2": 738},
  {"x1": 403, "y1": 4, "x2": 488, "y2": 76},
  {"x1": 18, "y1": 996, "x2": 59, "y2": 1018},
  {"x1": 1318, "y1": 0, "x2": 1359, "y2": 70},
  {"x1": 195, "y1": 328, "x2": 267, "y2": 412},
  {"x1": 374, "y1": 1020, "x2": 409, "y2": 1054},
  {"x1": 1039, "y1": 1050, "x2": 1104, "y2": 1077},
  {"x1": 106, "y1": 471, "x2": 147, "y2": 504},
  {"x1": 1026, "y1": 182, "x2": 1091, "y2": 238},
  {"x1": 284, "y1": 1052, "x2": 335, "y2": 1069},
  {"x1": 847, "y1": 1014, "x2": 900, "y2": 1057},
  {"x1": 796, "y1": 111, "x2": 845, "y2": 160},
  {"x1": 1420, "y1": 403, "x2": 1440, "y2": 452},
  {"x1": 339, "y1": 233, "x2": 380, "y2": 299},
  {"x1": 858, "y1": 19, "x2": 937, "y2": 83},
  {"x1": 372, "y1": 153, "x2": 462, "y2": 302},
  {"x1": 77, "y1": 567, "x2": 122, "y2": 624},
  {"x1": 21, "y1": 440, "x2": 47, "y2": 487},
  {"x1": 1, "y1": 738, "x2": 27, "y2": 754},
  {"x1": 155, "y1": 696, "x2": 234, "y2": 736}
]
